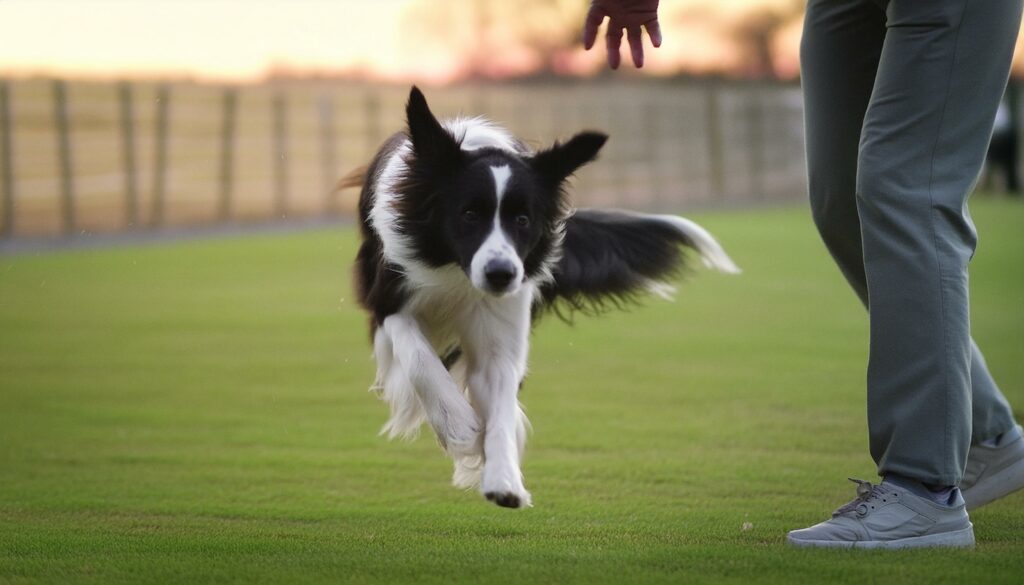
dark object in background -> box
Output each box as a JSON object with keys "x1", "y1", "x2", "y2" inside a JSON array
[{"x1": 986, "y1": 86, "x2": 1020, "y2": 196}]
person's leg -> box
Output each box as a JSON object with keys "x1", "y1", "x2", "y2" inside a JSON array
[
  {"x1": 857, "y1": 0, "x2": 1023, "y2": 486},
  {"x1": 970, "y1": 343, "x2": 1016, "y2": 443},
  {"x1": 804, "y1": 0, "x2": 1018, "y2": 454},
  {"x1": 791, "y1": 0, "x2": 1023, "y2": 548},
  {"x1": 803, "y1": 0, "x2": 885, "y2": 304}
]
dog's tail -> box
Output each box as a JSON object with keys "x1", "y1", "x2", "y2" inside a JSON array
[
  {"x1": 538, "y1": 208, "x2": 739, "y2": 317},
  {"x1": 336, "y1": 165, "x2": 369, "y2": 191}
]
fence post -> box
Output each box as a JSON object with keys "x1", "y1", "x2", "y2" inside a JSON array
[
  {"x1": 53, "y1": 80, "x2": 75, "y2": 235},
  {"x1": 705, "y1": 83, "x2": 725, "y2": 201},
  {"x1": 748, "y1": 84, "x2": 765, "y2": 200},
  {"x1": 469, "y1": 85, "x2": 487, "y2": 122},
  {"x1": 642, "y1": 93, "x2": 661, "y2": 209},
  {"x1": 118, "y1": 82, "x2": 138, "y2": 229},
  {"x1": 318, "y1": 93, "x2": 338, "y2": 214},
  {"x1": 0, "y1": 81, "x2": 13, "y2": 238},
  {"x1": 272, "y1": 92, "x2": 289, "y2": 218},
  {"x1": 151, "y1": 85, "x2": 169, "y2": 227},
  {"x1": 364, "y1": 89, "x2": 380, "y2": 154},
  {"x1": 218, "y1": 87, "x2": 237, "y2": 222}
]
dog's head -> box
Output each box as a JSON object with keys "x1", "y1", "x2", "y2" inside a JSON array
[{"x1": 396, "y1": 87, "x2": 607, "y2": 297}]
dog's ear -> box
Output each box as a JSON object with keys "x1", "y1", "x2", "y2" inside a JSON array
[
  {"x1": 531, "y1": 131, "x2": 608, "y2": 185},
  {"x1": 406, "y1": 86, "x2": 461, "y2": 166}
]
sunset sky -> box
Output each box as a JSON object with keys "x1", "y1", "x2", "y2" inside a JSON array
[
  {"x1": 0, "y1": 0, "x2": 1021, "y2": 83},
  {"x1": 0, "y1": 1, "x2": 426, "y2": 81}
]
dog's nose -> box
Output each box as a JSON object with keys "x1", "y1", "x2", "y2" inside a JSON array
[{"x1": 484, "y1": 259, "x2": 516, "y2": 290}]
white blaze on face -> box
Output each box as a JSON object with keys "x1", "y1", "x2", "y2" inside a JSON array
[{"x1": 470, "y1": 165, "x2": 523, "y2": 295}]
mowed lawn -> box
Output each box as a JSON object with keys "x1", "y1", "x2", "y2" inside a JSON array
[{"x1": 1, "y1": 199, "x2": 1022, "y2": 584}]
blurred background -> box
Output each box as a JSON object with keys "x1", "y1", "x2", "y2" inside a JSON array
[{"x1": 0, "y1": 0, "x2": 1020, "y2": 240}]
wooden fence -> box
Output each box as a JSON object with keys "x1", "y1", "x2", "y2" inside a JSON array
[{"x1": 0, "y1": 78, "x2": 809, "y2": 239}]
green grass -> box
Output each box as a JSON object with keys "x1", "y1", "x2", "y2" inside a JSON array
[{"x1": 1, "y1": 199, "x2": 1022, "y2": 584}]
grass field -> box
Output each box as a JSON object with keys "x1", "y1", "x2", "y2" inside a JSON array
[{"x1": 1, "y1": 200, "x2": 1022, "y2": 584}]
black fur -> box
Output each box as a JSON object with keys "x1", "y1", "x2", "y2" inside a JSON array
[
  {"x1": 390, "y1": 90, "x2": 605, "y2": 282},
  {"x1": 354, "y1": 87, "x2": 704, "y2": 335},
  {"x1": 350, "y1": 88, "x2": 736, "y2": 508},
  {"x1": 532, "y1": 132, "x2": 609, "y2": 187},
  {"x1": 354, "y1": 132, "x2": 410, "y2": 333},
  {"x1": 538, "y1": 209, "x2": 696, "y2": 318}
]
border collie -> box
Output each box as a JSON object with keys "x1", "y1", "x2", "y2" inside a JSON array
[{"x1": 351, "y1": 87, "x2": 739, "y2": 509}]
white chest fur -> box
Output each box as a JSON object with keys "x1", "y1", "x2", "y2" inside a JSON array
[{"x1": 403, "y1": 266, "x2": 534, "y2": 364}]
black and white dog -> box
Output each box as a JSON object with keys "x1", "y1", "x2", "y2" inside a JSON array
[{"x1": 352, "y1": 87, "x2": 739, "y2": 509}]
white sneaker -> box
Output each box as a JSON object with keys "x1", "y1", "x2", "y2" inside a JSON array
[
  {"x1": 787, "y1": 478, "x2": 975, "y2": 549},
  {"x1": 962, "y1": 425, "x2": 1024, "y2": 510}
]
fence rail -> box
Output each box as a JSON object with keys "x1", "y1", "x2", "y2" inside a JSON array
[
  {"x1": 0, "y1": 81, "x2": 13, "y2": 237},
  {"x1": 0, "y1": 78, "x2": 813, "y2": 239}
]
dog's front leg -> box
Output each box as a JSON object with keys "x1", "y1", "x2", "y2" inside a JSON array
[
  {"x1": 464, "y1": 296, "x2": 532, "y2": 508},
  {"x1": 468, "y1": 357, "x2": 531, "y2": 508},
  {"x1": 382, "y1": 313, "x2": 480, "y2": 459}
]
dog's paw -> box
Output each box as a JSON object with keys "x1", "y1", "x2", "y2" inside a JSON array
[
  {"x1": 437, "y1": 407, "x2": 482, "y2": 461},
  {"x1": 480, "y1": 465, "x2": 531, "y2": 509},
  {"x1": 484, "y1": 490, "x2": 531, "y2": 509}
]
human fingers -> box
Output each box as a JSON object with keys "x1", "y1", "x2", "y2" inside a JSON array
[
  {"x1": 645, "y1": 18, "x2": 662, "y2": 48},
  {"x1": 583, "y1": 4, "x2": 606, "y2": 50},
  {"x1": 627, "y1": 25, "x2": 644, "y2": 68},
  {"x1": 605, "y1": 24, "x2": 623, "y2": 69}
]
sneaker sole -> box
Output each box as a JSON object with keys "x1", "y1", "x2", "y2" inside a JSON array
[
  {"x1": 963, "y1": 455, "x2": 1024, "y2": 511},
  {"x1": 786, "y1": 525, "x2": 975, "y2": 550}
]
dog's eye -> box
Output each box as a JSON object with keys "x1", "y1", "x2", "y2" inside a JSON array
[
  {"x1": 515, "y1": 215, "x2": 530, "y2": 227},
  {"x1": 462, "y1": 210, "x2": 479, "y2": 223}
]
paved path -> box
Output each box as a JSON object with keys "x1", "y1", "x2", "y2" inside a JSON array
[{"x1": 0, "y1": 216, "x2": 352, "y2": 256}]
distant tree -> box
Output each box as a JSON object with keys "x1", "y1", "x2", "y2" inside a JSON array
[
  {"x1": 727, "y1": 0, "x2": 803, "y2": 79},
  {"x1": 504, "y1": 0, "x2": 589, "y2": 74},
  {"x1": 401, "y1": 0, "x2": 586, "y2": 79},
  {"x1": 401, "y1": 0, "x2": 805, "y2": 80}
]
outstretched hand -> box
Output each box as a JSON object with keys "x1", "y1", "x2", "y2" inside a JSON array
[{"x1": 582, "y1": 0, "x2": 662, "y2": 69}]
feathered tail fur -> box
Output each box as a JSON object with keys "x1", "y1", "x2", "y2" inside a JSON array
[{"x1": 538, "y1": 208, "x2": 739, "y2": 316}]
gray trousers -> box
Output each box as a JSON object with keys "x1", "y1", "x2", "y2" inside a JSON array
[{"x1": 801, "y1": 0, "x2": 1021, "y2": 485}]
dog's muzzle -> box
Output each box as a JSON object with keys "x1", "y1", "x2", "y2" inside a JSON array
[{"x1": 483, "y1": 258, "x2": 517, "y2": 292}]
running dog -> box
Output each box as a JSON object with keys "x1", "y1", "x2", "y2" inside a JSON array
[{"x1": 351, "y1": 87, "x2": 739, "y2": 508}]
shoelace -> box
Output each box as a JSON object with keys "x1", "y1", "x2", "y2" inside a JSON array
[{"x1": 832, "y1": 478, "x2": 894, "y2": 518}]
